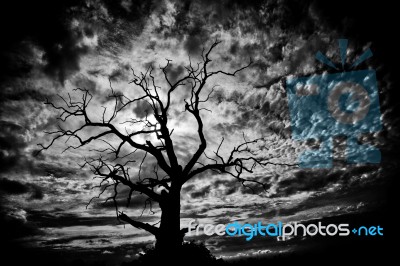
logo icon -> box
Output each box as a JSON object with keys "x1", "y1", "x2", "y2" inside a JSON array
[{"x1": 286, "y1": 39, "x2": 382, "y2": 168}]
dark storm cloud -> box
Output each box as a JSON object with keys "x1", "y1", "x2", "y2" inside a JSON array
[
  {"x1": 158, "y1": 0, "x2": 270, "y2": 56},
  {"x1": 0, "y1": 0, "x2": 322, "y2": 85},
  {"x1": 0, "y1": 0, "x2": 154, "y2": 85},
  {"x1": 239, "y1": 183, "x2": 269, "y2": 195},
  {"x1": 154, "y1": 1, "x2": 200, "y2": 46},
  {"x1": 183, "y1": 25, "x2": 210, "y2": 56},
  {"x1": 0, "y1": 0, "x2": 89, "y2": 84},
  {"x1": 255, "y1": 181, "x2": 387, "y2": 221},
  {"x1": 0, "y1": 87, "x2": 49, "y2": 103},
  {"x1": 88, "y1": 61, "x2": 132, "y2": 83},
  {"x1": 42, "y1": 235, "x2": 112, "y2": 246},
  {"x1": 132, "y1": 100, "x2": 153, "y2": 118},
  {"x1": 274, "y1": 165, "x2": 380, "y2": 198},
  {"x1": 189, "y1": 185, "x2": 210, "y2": 199},
  {"x1": 212, "y1": 84, "x2": 291, "y2": 138},
  {"x1": 0, "y1": 119, "x2": 82, "y2": 184},
  {"x1": 101, "y1": 0, "x2": 154, "y2": 23},
  {"x1": 254, "y1": 76, "x2": 285, "y2": 90},
  {"x1": 109, "y1": 65, "x2": 130, "y2": 82},
  {"x1": 95, "y1": 0, "x2": 155, "y2": 54},
  {"x1": 27, "y1": 209, "x2": 156, "y2": 228},
  {"x1": 38, "y1": 163, "x2": 78, "y2": 179},
  {"x1": 0, "y1": 178, "x2": 29, "y2": 194},
  {"x1": 180, "y1": 212, "x2": 208, "y2": 219},
  {"x1": 92, "y1": 191, "x2": 149, "y2": 210},
  {"x1": 169, "y1": 0, "x2": 323, "y2": 74},
  {"x1": 0, "y1": 121, "x2": 29, "y2": 172},
  {"x1": 27, "y1": 210, "x2": 119, "y2": 228},
  {"x1": 165, "y1": 64, "x2": 186, "y2": 84},
  {"x1": 42, "y1": 32, "x2": 89, "y2": 84},
  {"x1": 285, "y1": 38, "x2": 330, "y2": 75},
  {"x1": 0, "y1": 131, "x2": 79, "y2": 178},
  {"x1": 182, "y1": 184, "x2": 195, "y2": 193},
  {"x1": 171, "y1": 0, "x2": 267, "y2": 33},
  {"x1": 277, "y1": 170, "x2": 341, "y2": 197},
  {"x1": 0, "y1": 208, "x2": 44, "y2": 241},
  {"x1": 71, "y1": 74, "x2": 97, "y2": 93},
  {"x1": 0, "y1": 178, "x2": 44, "y2": 200}
]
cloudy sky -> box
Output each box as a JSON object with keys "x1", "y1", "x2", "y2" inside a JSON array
[{"x1": 1, "y1": 0, "x2": 399, "y2": 264}]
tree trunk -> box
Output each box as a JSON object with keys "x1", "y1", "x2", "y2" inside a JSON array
[{"x1": 155, "y1": 183, "x2": 182, "y2": 254}]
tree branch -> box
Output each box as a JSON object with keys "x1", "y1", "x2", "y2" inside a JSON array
[{"x1": 118, "y1": 212, "x2": 159, "y2": 236}]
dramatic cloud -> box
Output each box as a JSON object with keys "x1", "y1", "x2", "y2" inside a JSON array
[
  {"x1": 0, "y1": 0, "x2": 398, "y2": 262},
  {"x1": 0, "y1": 178, "x2": 44, "y2": 200}
]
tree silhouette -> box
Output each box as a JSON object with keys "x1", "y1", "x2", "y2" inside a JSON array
[{"x1": 39, "y1": 40, "x2": 284, "y2": 255}]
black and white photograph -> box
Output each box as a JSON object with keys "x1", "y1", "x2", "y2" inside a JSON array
[{"x1": 0, "y1": 0, "x2": 398, "y2": 265}]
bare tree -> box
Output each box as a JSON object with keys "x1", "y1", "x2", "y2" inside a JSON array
[{"x1": 39, "y1": 40, "x2": 284, "y2": 254}]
